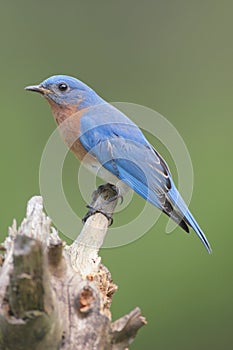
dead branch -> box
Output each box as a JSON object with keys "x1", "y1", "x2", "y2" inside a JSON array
[{"x1": 0, "y1": 184, "x2": 146, "y2": 349}]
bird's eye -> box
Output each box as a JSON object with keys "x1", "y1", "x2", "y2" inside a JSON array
[{"x1": 58, "y1": 83, "x2": 68, "y2": 92}]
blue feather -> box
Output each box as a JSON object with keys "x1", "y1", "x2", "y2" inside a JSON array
[
  {"x1": 79, "y1": 103, "x2": 211, "y2": 253},
  {"x1": 35, "y1": 74, "x2": 211, "y2": 253},
  {"x1": 167, "y1": 182, "x2": 211, "y2": 252}
]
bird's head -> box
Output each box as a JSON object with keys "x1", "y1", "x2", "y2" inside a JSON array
[{"x1": 25, "y1": 75, "x2": 103, "y2": 110}]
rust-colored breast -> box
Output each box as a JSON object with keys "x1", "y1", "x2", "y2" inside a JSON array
[{"x1": 47, "y1": 100, "x2": 91, "y2": 162}]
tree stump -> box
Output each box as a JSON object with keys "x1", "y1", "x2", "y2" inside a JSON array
[{"x1": 0, "y1": 185, "x2": 146, "y2": 349}]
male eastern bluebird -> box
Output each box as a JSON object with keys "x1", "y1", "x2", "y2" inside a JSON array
[{"x1": 25, "y1": 75, "x2": 211, "y2": 253}]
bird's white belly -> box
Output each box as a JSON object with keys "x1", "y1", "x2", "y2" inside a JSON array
[{"x1": 82, "y1": 156, "x2": 130, "y2": 197}]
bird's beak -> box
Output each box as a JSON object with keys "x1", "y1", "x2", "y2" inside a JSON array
[{"x1": 24, "y1": 85, "x2": 51, "y2": 95}]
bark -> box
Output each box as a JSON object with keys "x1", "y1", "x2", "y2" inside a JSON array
[{"x1": 0, "y1": 185, "x2": 146, "y2": 349}]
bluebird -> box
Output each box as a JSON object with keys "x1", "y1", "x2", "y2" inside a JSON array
[{"x1": 25, "y1": 75, "x2": 211, "y2": 253}]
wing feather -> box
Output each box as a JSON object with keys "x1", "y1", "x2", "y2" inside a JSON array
[{"x1": 79, "y1": 104, "x2": 211, "y2": 252}]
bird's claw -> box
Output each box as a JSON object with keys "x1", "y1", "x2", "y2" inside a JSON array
[
  {"x1": 105, "y1": 193, "x2": 123, "y2": 204},
  {"x1": 96, "y1": 183, "x2": 123, "y2": 204},
  {"x1": 82, "y1": 205, "x2": 113, "y2": 226},
  {"x1": 82, "y1": 183, "x2": 123, "y2": 226}
]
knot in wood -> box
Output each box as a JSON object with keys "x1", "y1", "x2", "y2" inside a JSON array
[{"x1": 75, "y1": 286, "x2": 95, "y2": 316}]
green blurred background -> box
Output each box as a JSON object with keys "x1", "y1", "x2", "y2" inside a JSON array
[{"x1": 0, "y1": 1, "x2": 232, "y2": 349}]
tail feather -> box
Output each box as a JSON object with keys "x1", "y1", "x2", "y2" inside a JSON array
[
  {"x1": 167, "y1": 183, "x2": 212, "y2": 253},
  {"x1": 162, "y1": 202, "x2": 190, "y2": 233},
  {"x1": 184, "y1": 210, "x2": 212, "y2": 253}
]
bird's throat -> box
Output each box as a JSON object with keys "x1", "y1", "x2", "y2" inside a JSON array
[
  {"x1": 46, "y1": 99, "x2": 89, "y2": 160},
  {"x1": 46, "y1": 99, "x2": 79, "y2": 125}
]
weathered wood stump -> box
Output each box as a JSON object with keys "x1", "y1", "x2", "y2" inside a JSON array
[{"x1": 0, "y1": 185, "x2": 146, "y2": 349}]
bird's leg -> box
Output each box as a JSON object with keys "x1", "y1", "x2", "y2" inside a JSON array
[
  {"x1": 82, "y1": 183, "x2": 120, "y2": 226},
  {"x1": 97, "y1": 183, "x2": 123, "y2": 204}
]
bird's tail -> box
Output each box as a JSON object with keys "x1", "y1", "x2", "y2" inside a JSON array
[
  {"x1": 183, "y1": 209, "x2": 212, "y2": 253},
  {"x1": 167, "y1": 184, "x2": 212, "y2": 254}
]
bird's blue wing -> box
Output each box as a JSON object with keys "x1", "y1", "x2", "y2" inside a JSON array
[
  {"x1": 79, "y1": 103, "x2": 211, "y2": 253},
  {"x1": 79, "y1": 103, "x2": 171, "y2": 208}
]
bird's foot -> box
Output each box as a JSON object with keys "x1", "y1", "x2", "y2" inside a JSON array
[
  {"x1": 96, "y1": 183, "x2": 123, "y2": 204},
  {"x1": 82, "y1": 183, "x2": 121, "y2": 226},
  {"x1": 82, "y1": 205, "x2": 113, "y2": 226}
]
